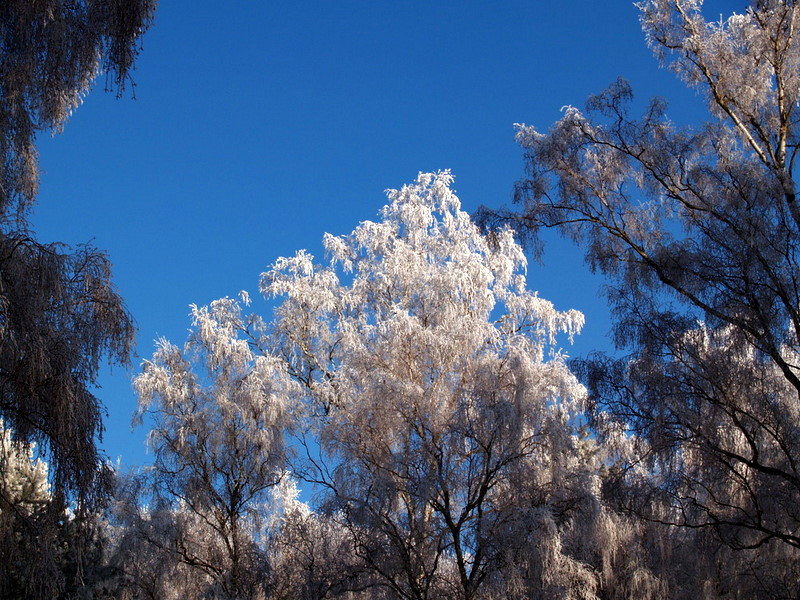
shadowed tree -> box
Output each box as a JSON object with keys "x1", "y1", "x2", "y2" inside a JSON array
[
  {"x1": 478, "y1": 0, "x2": 800, "y2": 595},
  {"x1": 0, "y1": 1, "x2": 155, "y2": 596},
  {"x1": 0, "y1": 0, "x2": 157, "y2": 217}
]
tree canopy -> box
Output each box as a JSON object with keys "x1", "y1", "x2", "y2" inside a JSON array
[
  {"x1": 0, "y1": 1, "x2": 155, "y2": 597},
  {"x1": 5, "y1": 0, "x2": 800, "y2": 598},
  {"x1": 478, "y1": 0, "x2": 800, "y2": 594},
  {"x1": 0, "y1": 0, "x2": 156, "y2": 216}
]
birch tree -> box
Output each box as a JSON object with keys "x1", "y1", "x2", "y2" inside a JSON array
[
  {"x1": 0, "y1": 0, "x2": 153, "y2": 504},
  {"x1": 478, "y1": 1, "x2": 800, "y2": 594},
  {"x1": 263, "y1": 171, "x2": 592, "y2": 599},
  {"x1": 0, "y1": 3, "x2": 154, "y2": 595},
  {"x1": 132, "y1": 299, "x2": 297, "y2": 600},
  {"x1": 0, "y1": 0, "x2": 157, "y2": 216}
]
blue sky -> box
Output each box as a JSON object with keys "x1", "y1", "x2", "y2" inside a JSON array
[{"x1": 31, "y1": 1, "x2": 732, "y2": 467}]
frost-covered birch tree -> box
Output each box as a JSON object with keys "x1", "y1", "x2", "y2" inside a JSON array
[
  {"x1": 478, "y1": 1, "x2": 800, "y2": 595},
  {"x1": 132, "y1": 171, "x2": 677, "y2": 598},
  {"x1": 262, "y1": 171, "x2": 594, "y2": 599},
  {"x1": 131, "y1": 299, "x2": 297, "y2": 600}
]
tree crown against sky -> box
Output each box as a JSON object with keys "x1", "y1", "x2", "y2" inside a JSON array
[
  {"x1": 267, "y1": 171, "x2": 590, "y2": 598},
  {"x1": 477, "y1": 0, "x2": 800, "y2": 591},
  {"x1": 128, "y1": 172, "x2": 624, "y2": 599},
  {"x1": 0, "y1": 3, "x2": 155, "y2": 597},
  {"x1": 0, "y1": 0, "x2": 157, "y2": 218}
]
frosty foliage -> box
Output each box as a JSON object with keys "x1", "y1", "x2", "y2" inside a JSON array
[
  {"x1": 0, "y1": 420, "x2": 59, "y2": 598},
  {"x1": 478, "y1": 1, "x2": 800, "y2": 596},
  {"x1": 640, "y1": 0, "x2": 800, "y2": 159},
  {"x1": 0, "y1": 419, "x2": 50, "y2": 518},
  {"x1": 130, "y1": 299, "x2": 299, "y2": 600},
  {"x1": 262, "y1": 171, "x2": 584, "y2": 407},
  {"x1": 260, "y1": 172, "x2": 604, "y2": 599},
  {"x1": 124, "y1": 172, "x2": 667, "y2": 599}
]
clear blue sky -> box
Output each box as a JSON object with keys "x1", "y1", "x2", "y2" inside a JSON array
[{"x1": 30, "y1": 1, "x2": 733, "y2": 468}]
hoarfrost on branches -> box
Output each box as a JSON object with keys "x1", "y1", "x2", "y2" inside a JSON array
[
  {"x1": 479, "y1": 0, "x2": 800, "y2": 595},
  {"x1": 131, "y1": 172, "x2": 657, "y2": 598},
  {"x1": 132, "y1": 298, "x2": 298, "y2": 600},
  {"x1": 263, "y1": 171, "x2": 592, "y2": 599}
]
